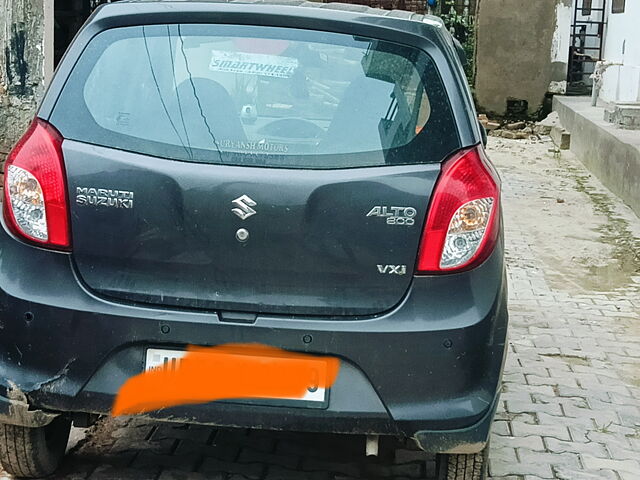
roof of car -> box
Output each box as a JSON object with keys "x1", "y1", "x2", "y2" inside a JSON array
[{"x1": 116, "y1": 0, "x2": 445, "y2": 29}]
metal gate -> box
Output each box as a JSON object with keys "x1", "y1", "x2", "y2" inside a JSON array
[{"x1": 567, "y1": 0, "x2": 607, "y2": 94}]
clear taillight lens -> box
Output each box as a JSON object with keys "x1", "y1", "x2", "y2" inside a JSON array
[
  {"x1": 416, "y1": 146, "x2": 500, "y2": 273},
  {"x1": 7, "y1": 165, "x2": 48, "y2": 241},
  {"x1": 440, "y1": 197, "x2": 494, "y2": 268},
  {"x1": 3, "y1": 119, "x2": 70, "y2": 250}
]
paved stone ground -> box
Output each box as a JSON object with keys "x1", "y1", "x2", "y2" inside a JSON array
[
  {"x1": 1, "y1": 136, "x2": 639, "y2": 480},
  {"x1": 487, "y1": 136, "x2": 640, "y2": 480}
]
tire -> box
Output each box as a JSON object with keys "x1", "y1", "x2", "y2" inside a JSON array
[
  {"x1": 0, "y1": 417, "x2": 71, "y2": 478},
  {"x1": 436, "y1": 444, "x2": 489, "y2": 480}
]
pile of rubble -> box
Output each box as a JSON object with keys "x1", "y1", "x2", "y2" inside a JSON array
[
  {"x1": 478, "y1": 114, "x2": 535, "y2": 139},
  {"x1": 478, "y1": 112, "x2": 571, "y2": 149}
]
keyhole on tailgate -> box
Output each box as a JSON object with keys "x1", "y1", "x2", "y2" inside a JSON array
[{"x1": 236, "y1": 228, "x2": 249, "y2": 243}]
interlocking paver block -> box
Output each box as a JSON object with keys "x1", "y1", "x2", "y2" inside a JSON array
[
  {"x1": 488, "y1": 458, "x2": 553, "y2": 479},
  {"x1": 198, "y1": 458, "x2": 264, "y2": 479},
  {"x1": 582, "y1": 455, "x2": 640, "y2": 475},
  {"x1": 511, "y1": 422, "x2": 571, "y2": 441},
  {"x1": 544, "y1": 437, "x2": 608, "y2": 457},
  {"x1": 491, "y1": 434, "x2": 545, "y2": 451}
]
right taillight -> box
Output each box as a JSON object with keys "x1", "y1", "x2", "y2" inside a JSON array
[
  {"x1": 3, "y1": 118, "x2": 71, "y2": 251},
  {"x1": 416, "y1": 146, "x2": 500, "y2": 273}
]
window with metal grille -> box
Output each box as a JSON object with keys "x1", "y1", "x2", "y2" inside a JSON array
[
  {"x1": 612, "y1": 0, "x2": 625, "y2": 13},
  {"x1": 582, "y1": 0, "x2": 592, "y2": 16}
]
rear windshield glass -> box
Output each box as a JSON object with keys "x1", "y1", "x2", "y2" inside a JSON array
[{"x1": 51, "y1": 24, "x2": 460, "y2": 169}]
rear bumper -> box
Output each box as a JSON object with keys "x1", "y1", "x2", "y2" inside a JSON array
[{"x1": 0, "y1": 225, "x2": 508, "y2": 453}]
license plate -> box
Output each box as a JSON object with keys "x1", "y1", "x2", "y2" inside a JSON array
[{"x1": 145, "y1": 348, "x2": 329, "y2": 406}]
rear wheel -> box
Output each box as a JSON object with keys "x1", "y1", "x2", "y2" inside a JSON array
[
  {"x1": 436, "y1": 445, "x2": 489, "y2": 480},
  {"x1": 0, "y1": 417, "x2": 71, "y2": 478}
]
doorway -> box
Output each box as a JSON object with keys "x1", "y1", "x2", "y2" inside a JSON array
[
  {"x1": 567, "y1": 0, "x2": 607, "y2": 94},
  {"x1": 53, "y1": 0, "x2": 116, "y2": 67}
]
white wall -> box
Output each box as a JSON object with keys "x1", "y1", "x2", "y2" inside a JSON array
[
  {"x1": 600, "y1": 1, "x2": 640, "y2": 103},
  {"x1": 550, "y1": 1, "x2": 572, "y2": 91}
]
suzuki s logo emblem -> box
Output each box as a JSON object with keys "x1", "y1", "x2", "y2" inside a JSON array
[{"x1": 231, "y1": 195, "x2": 257, "y2": 220}]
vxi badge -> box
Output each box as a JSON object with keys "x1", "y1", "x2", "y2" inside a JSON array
[
  {"x1": 377, "y1": 264, "x2": 407, "y2": 275},
  {"x1": 366, "y1": 205, "x2": 417, "y2": 226}
]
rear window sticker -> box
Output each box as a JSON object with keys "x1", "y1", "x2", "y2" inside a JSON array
[
  {"x1": 218, "y1": 139, "x2": 290, "y2": 153},
  {"x1": 210, "y1": 50, "x2": 298, "y2": 78}
]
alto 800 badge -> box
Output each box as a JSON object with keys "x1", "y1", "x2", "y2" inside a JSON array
[{"x1": 366, "y1": 206, "x2": 417, "y2": 226}]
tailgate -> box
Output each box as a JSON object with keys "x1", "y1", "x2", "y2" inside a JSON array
[{"x1": 65, "y1": 141, "x2": 440, "y2": 316}]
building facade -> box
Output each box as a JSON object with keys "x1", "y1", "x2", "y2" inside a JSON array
[
  {"x1": 2, "y1": 0, "x2": 638, "y2": 152},
  {"x1": 475, "y1": 0, "x2": 639, "y2": 117},
  {"x1": 598, "y1": 0, "x2": 640, "y2": 104},
  {"x1": 2, "y1": 0, "x2": 468, "y2": 151},
  {"x1": 0, "y1": 0, "x2": 50, "y2": 153},
  {"x1": 0, "y1": 0, "x2": 110, "y2": 153},
  {"x1": 474, "y1": 0, "x2": 572, "y2": 117}
]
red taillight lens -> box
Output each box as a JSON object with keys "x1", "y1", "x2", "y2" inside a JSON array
[
  {"x1": 416, "y1": 146, "x2": 500, "y2": 273},
  {"x1": 3, "y1": 119, "x2": 70, "y2": 250}
]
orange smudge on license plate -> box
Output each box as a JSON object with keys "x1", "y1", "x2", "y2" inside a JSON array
[{"x1": 112, "y1": 344, "x2": 340, "y2": 416}]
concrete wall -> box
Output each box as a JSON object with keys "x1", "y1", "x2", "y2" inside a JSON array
[
  {"x1": 600, "y1": 1, "x2": 640, "y2": 104},
  {"x1": 0, "y1": 0, "x2": 47, "y2": 153},
  {"x1": 475, "y1": 0, "x2": 570, "y2": 116},
  {"x1": 554, "y1": 95, "x2": 640, "y2": 216}
]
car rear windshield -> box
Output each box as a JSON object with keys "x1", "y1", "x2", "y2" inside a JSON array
[{"x1": 51, "y1": 24, "x2": 460, "y2": 169}]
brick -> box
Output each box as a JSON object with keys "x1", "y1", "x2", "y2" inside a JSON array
[
  {"x1": 544, "y1": 438, "x2": 608, "y2": 457},
  {"x1": 511, "y1": 421, "x2": 570, "y2": 441},
  {"x1": 517, "y1": 449, "x2": 581, "y2": 470},
  {"x1": 488, "y1": 445, "x2": 517, "y2": 463},
  {"x1": 199, "y1": 458, "x2": 263, "y2": 479},
  {"x1": 157, "y1": 470, "x2": 216, "y2": 480},
  {"x1": 491, "y1": 434, "x2": 545, "y2": 451},
  {"x1": 362, "y1": 461, "x2": 423, "y2": 478},
  {"x1": 89, "y1": 466, "x2": 159, "y2": 480},
  {"x1": 488, "y1": 458, "x2": 553, "y2": 479},
  {"x1": 301, "y1": 458, "x2": 361, "y2": 478},
  {"x1": 581, "y1": 455, "x2": 640, "y2": 474},
  {"x1": 238, "y1": 448, "x2": 299, "y2": 469},
  {"x1": 151, "y1": 424, "x2": 213, "y2": 443},
  {"x1": 608, "y1": 446, "x2": 640, "y2": 462},
  {"x1": 505, "y1": 400, "x2": 562, "y2": 417},
  {"x1": 492, "y1": 420, "x2": 511, "y2": 436},
  {"x1": 525, "y1": 374, "x2": 578, "y2": 388},
  {"x1": 553, "y1": 466, "x2": 619, "y2": 480},
  {"x1": 265, "y1": 465, "x2": 330, "y2": 480},
  {"x1": 556, "y1": 386, "x2": 609, "y2": 402},
  {"x1": 173, "y1": 439, "x2": 239, "y2": 461},
  {"x1": 537, "y1": 412, "x2": 596, "y2": 430},
  {"x1": 132, "y1": 452, "x2": 200, "y2": 471}
]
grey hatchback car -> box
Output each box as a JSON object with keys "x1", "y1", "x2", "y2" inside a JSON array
[{"x1": 0, "y1": 1, "x2": 508, "y2": 479}]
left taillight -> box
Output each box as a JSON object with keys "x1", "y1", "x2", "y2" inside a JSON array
[{"x1": 3, "y1": 119, "x2": 71, "y2": 251}]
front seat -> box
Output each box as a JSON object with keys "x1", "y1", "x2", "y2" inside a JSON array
[{"x1": 175, "y1": 78, "x2": 247, "y2": 148}]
